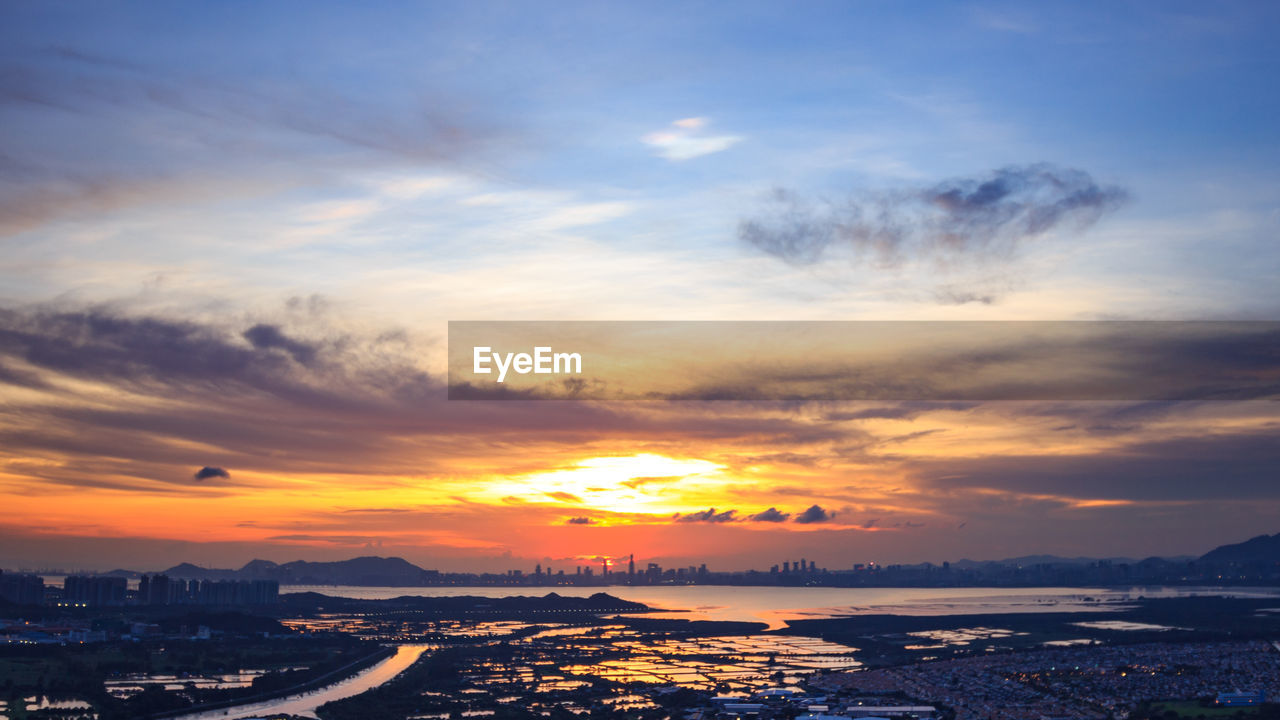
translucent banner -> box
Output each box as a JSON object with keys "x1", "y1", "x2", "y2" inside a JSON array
[{"x1": 447, "y1": 321, "x2": 1280, "y2": 401}]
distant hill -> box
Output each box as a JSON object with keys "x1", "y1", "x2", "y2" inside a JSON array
[
  {"x1": 276, "y1": 556, "x2": 438, "y2": 585},
  {"x1": 239, "y1": 559, "x2": 282, "y2": 579},
  {"x1": 163, "y1": 562, "x2": 240, "y2": 580},
  {"x1": 1001, "y1": 554, "x2": 1140, "y2": 566},
  {"x1": 97, "y1": 568, "x2": 142, "y2": 578},
  {"x1": 1200, "y1": 532, "x2": 1280, "y2": 565},
  {"x1": 279, "y1": 590, "x2": 650, "y2": 616},
  {"x1": 951, "y1": 554, "x2": 1140, "y2": 569},
  {"x1": 162, "y1": 555, "x2": 440, "y2": 585}
]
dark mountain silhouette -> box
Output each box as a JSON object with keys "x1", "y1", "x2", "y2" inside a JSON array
[
  {"x1": 238, "y1": 559, "x2": 282, "y2": 579},
  {"x1": 163, "y1": 562, "x2": 239, "y2": 580},
  {"x1": 1200, "y1": 532, "x2": 1280, "y2": 565},
  {"x1": 162, "y1": 556, "x2": 440, "y2": 586},
  {"x1": 951, "y1": 555, "x2": 1141, "y2": 569},
  {"x1": 279, "y1": 590, "x2": 649, "y2": 615},
  {"x1": 275, "y1": 556, "x2": 439, "y2": 585},
  {"x1": 97, "y1": 568, "x2": 142, "y2": 578}
]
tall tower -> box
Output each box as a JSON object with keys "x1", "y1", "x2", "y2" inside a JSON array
[{"x1": 628, "y1": 554, "x2": 635, "y2": 583}]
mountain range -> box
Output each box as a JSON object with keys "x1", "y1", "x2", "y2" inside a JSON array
[
  {"x1": 159, "y1": 556, "x2": 440, "y2": 586},
  {"x1": 1199, "y1": 532, "x2": 1280, "y2": 565},
  {"x1": 34, "y1": 532, "x2": 1280, "y2": 585}
]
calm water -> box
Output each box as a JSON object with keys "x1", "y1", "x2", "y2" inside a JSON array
[
  {"x1": 276, "y1": 584, "x2": 1280, "y2": 629},
  {"x1": 34, "y1": 582, "x2": 1280, "y2": 718}
]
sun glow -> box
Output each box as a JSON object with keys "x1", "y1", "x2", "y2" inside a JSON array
[{"x1": 476, "y1": 453, "x2": 726, "y2": 517}]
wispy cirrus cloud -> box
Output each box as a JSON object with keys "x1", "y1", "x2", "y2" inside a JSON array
[{"x1": 0, "y1": 46, "x2": 508, "y2": 236}]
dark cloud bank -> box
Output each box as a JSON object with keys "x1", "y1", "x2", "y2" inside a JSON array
[
  {"x1": 0, "y1": 304, "x2": 859, "y2": 491},
  {"x1": 675, "y1": 505, "x2": 835, "y2": 525}
]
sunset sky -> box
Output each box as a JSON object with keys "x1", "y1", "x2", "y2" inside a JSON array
[{"x1": 1, "y1": 1, "x2": 1278, "y2": 572}]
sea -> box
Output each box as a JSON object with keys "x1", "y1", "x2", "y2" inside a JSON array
[{"x1": 272, "y1": 583, "x2": 1279, "y2": 628}]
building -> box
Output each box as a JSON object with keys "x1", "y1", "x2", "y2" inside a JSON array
[
  {"x1": 844, "y1": 707, "x2": 937, "y2": 718},
  {"x1": 137, "y1": 575, "x2": 279, "y2": 606},
  {"x1": 1216, "y1": 691, "x2": 1265, "y2": 707},
  {"x1": 63, "y1": 576, "x2": 127, "y2": 606},
  {"x1": 0, "y1": 571, "x2": 44, "y2": 605}
]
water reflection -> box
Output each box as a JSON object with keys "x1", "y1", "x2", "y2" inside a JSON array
[
  {"x1": 277, "y1": 584, "x2": 1280, "y2": 630},
  {"x1": 169, "y1": 644, "x2": 429, "y2": 720}
]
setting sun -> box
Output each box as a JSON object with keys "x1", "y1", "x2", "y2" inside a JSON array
[{"x1": 475, "y1": 453, "x2": 726, "y2": 518}]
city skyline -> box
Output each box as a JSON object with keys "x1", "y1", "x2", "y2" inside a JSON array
[{"x1": 7, "y1": 527, "x2": 1273, "y2": 579}]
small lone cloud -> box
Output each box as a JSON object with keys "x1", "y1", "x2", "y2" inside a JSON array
[
  {"x1": 620, "y1": 475, "x2": 680, "y2": 489},
  {"x1": 566, "y1": 516, "x2": 596, "y2": 525},
  {"x1": 748, "y1": 507, "x2": 791, "y2": 522},
  {"x1": 794, "y1": 504, "x2": 833, "y2": 524},
  {"x1": 643, "y1": 117, "x2": 743, "y2": 161},
  {"x1": 193, "y1": 466, "x2": 229, "y2": 481},
  {"x1": 933, "y1": 288, "x2": 998, "y2": 305}
]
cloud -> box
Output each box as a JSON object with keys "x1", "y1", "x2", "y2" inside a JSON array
[
  {"x1": 0, "y1": 307, "x2": 319, "y2": 389},
  {"x1": 825, "y1": 403, "x2": 980, "y2": 422},
  {"x1": 0, "y1": 46, "x2": 505, "y2": 235},
  {"x1": 633, "y1": 323, "x2": 1280, "y2": 403},
  {"x1": 620, "y1": 475, "x2": 681, "y2": 489},
  {"x1": 748, "y1": 507, "x2": 790, "y2": 522},
  {"x1": 933, "y1": 288, "x2": 997, "y2": 305},
  {"x1": 0, "y1": 303, "x2": 871, "y2": 492},
  {"x1": 545, "y1": 491, "x2": 583, "y2": 503},
  {"x1": 642, "y1": 117, "x2": 743, "y2": 161},
  {"x1": 739, "y1": 164, "x2": 1128, "y2": 267},
  {"x1": 909, "y1": 428, "x2": 1280, "y2": 502},
  {"x1": 675, "y1": 508, "x2": 739, "y2": 523},
  {"x1": 566, "y1": 516, "x2": 596, "y2": 525},
  {"x1": 243, "y1": 324, "x2": 318, "y2": 366},
  {"x1": 4, "y1": 302, "x2": 1273, "y2": 570},
  {"x1": 266, "y1": 534, "x2": 383, "y2": 546},
  {"x1": 794, "y1": 504, "x2": 834, "y2": 524},
  {"x1": 194, "y1": 466, "x2": 230, "y2": 481}
]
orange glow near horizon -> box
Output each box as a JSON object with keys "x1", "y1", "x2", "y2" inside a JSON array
[{"x1": 2, "y1": 399, "x2": 1276, "y2": 571}]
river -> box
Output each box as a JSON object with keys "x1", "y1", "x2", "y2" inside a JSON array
[
  {"x1": 167, "y1": 644, "x2": 430, "y2": 720},
  {"x1": 38, "y1": 581, "x2": 1280, "y2": 718}
]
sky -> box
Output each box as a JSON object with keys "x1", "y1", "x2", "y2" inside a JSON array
[{"x1": 0, "y1": 1, "x2": 1278, "y2": 572}]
